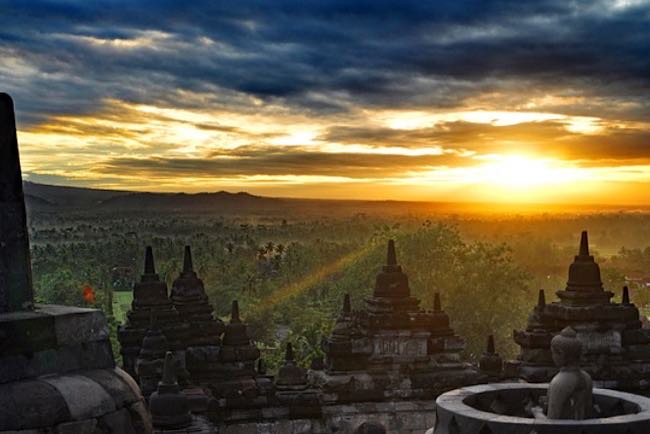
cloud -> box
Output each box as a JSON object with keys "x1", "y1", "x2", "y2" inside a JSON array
[
  {"x1": 92, "y1": 146, "x2": 467, "y2": 180},
  {"x1": 322, "y1": 120, "x2": 650, "y2": 161},
  {"x1": 1, "y1": 0, "x2": 649, "y2": 124}
]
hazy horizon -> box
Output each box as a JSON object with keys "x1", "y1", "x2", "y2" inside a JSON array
[{"x1": 24, "y1": 180, "x2": 650, "y2": 213}]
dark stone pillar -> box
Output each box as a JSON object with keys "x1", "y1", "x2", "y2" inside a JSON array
[{"x1": 0, "y1": 93, "x2": 33, "y2": 312}]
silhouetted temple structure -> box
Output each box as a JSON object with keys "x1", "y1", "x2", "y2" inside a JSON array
[
  {"x1": 316, "y1": 240, "x2": 478, "y2": 403},
  {"x1": 302, "y1": 240, "x2": 478, "y2": 432},
  {"x1": 149, "y1": 351, "x2": 215, "y2": 433},
  {"x1": 508, "y1": 231, "x2": 650, "y2": 391},
  {"x1": 171, "y1": 246, "x2": 224, "y2": 348},
  {"x1": 113, "y1": 239, "x2": 478, "y2": 433},
  {"x1": 0, "y1": 93, "x2": 152, "y2": 432},
  {"x1": 118, "y1": 247, "x2": 189, "y2": 380}
]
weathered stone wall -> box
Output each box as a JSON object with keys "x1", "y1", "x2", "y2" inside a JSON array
[{"x1": 217, "y1": 400, "x2": 436, "y2": 434}]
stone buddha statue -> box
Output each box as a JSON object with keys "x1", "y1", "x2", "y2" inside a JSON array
[{"x1": 531, "y1": 326, "x2": 593, "y2": 419}]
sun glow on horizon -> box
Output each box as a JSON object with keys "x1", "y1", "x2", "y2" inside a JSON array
[{"x1": 471, "y1": 155, "x2": 588, "y2": 188}]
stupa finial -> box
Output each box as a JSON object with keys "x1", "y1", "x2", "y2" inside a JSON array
[
  {"x1": 230, "y1": 300, "x2": 241, "y2": 323},
  {"x1": 538, "y1": 289, "x2": 546, "y2": 307},
  {"x1": 433, "y1": 292, "x2": 442, "y2": 312},
  {"x1": 386, "y1": 239, "x2": 397, "y2": 266},
  {"x1": 144, "y1": 246, "x2": 156, "y2": 275},
  {"x1": 486, "y1": 335, "x2": 495, "y2": 354},
  {"x1": 182, "y1": 245, "x2": 193, "y2": 273},
  {"x1": 622, "y1": 286, "x2": 630, "y2": 304},
  {"x1": 285, "y1": 342, "x2": 295, "y2": 362},
  {"x1": 342, "y1": 293, "x2": 351, "y2": 315},
  {"x1": 374, "y1": 239, "x2": 410, "y2": 297},
  {"x1": 0, "y1": 93, "x2": 34, "y2": 312},
  {"x1": 579, "y1": 231, "x2": 589, "y2": 257},
  {"x1": 149, "y1": 350, "x2": 192, "y2": 429},
  {"x1": 161, "y1": 351, "x2": 176, "y2": 385},
  {"x1": 562, "y1": 229, "x2": 605, "y2": 299}
]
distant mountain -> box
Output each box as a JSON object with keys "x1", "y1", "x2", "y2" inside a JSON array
[
  {"x1": 23, "y1": 181, "x2": 625, "y2": 217},
  {"x1": 23, "y1": 181, "x2": 127, "y2": 208},
  {"x1": 99, "y1": 190, "x2": 282, "y2": 212},
  {"x1": 22, "y1": 181, "x2": 283, "y2": 214}
]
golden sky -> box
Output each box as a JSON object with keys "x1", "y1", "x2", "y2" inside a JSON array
[{"x1": 3, "y1": 1, "x2": 650, "y2": 204}]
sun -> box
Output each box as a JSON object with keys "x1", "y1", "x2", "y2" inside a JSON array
[{"x1": 472, "y1": 155, "x2": 586, "y2": 189}]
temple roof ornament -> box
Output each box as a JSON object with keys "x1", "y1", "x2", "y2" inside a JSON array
[
  {"x1": 373, "y1": 239, "x2": 410, "y2": 298},
  {"x1": 223, "y1": 300, "x2": 250, "y2": 346},
  {"x1": 557, "y1": 231, "x2": 612, "y2": 306},
  {"x1": 276, "y1": 342, "x2": 308, "y2": 389}
]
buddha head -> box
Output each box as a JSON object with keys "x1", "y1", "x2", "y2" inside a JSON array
[{"x1": 551, "y1": 327, "x2": 582, "y2": 367}]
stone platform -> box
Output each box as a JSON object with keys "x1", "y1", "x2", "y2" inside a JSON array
[
  {"x1": 217, "y1": 400, "x2": 437, "y2": 434},
  {"x1": 0, "y1": 305, "x2": 152, "y2": 433}
]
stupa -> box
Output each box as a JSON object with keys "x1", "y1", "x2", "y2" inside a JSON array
[
  {"x1": 478, "y1": 335, "x2": 503, "y2": 381},
  {"x1": 509, "y1": 231, "x2": 650, "y2": 391},
  {"x1": 275, "y1": 343, "x2": 321, "y2": 418},
  {"x1": 118, "y1": 247, "x2": 189, "y2": 379},
  {"x1": 170, "y1": 246, "x2": 224, "y2": 347},
  {"x1": 149, "y1": 351, "x2": 215, "y2": 433},
  {"x1": 317, "y1": 240, "x2": 478, "y2": 403},
  {"x1": 170, "y1": 246, "x2": 224, "y2": 387}
]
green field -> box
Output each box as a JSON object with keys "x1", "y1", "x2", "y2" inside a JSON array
[{"x1": 113, "y1": 291, "x2": 133, "y2": 324}]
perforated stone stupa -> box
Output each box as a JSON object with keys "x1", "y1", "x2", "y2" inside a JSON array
[{"x1": 509, "y1": 231, "x2": 650, "y2": 391}]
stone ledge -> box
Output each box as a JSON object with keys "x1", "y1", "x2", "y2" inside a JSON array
[
  {"x1": 0, "y1": 341, "x2": 114, "y2": 383},
  {"x1": 0, "y1": 304, "x2": 109, "y2": 357}
]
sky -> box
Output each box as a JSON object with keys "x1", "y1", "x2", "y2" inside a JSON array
[{"x1": 1, "y1": 0, "x2": 650, "y2": 204}]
